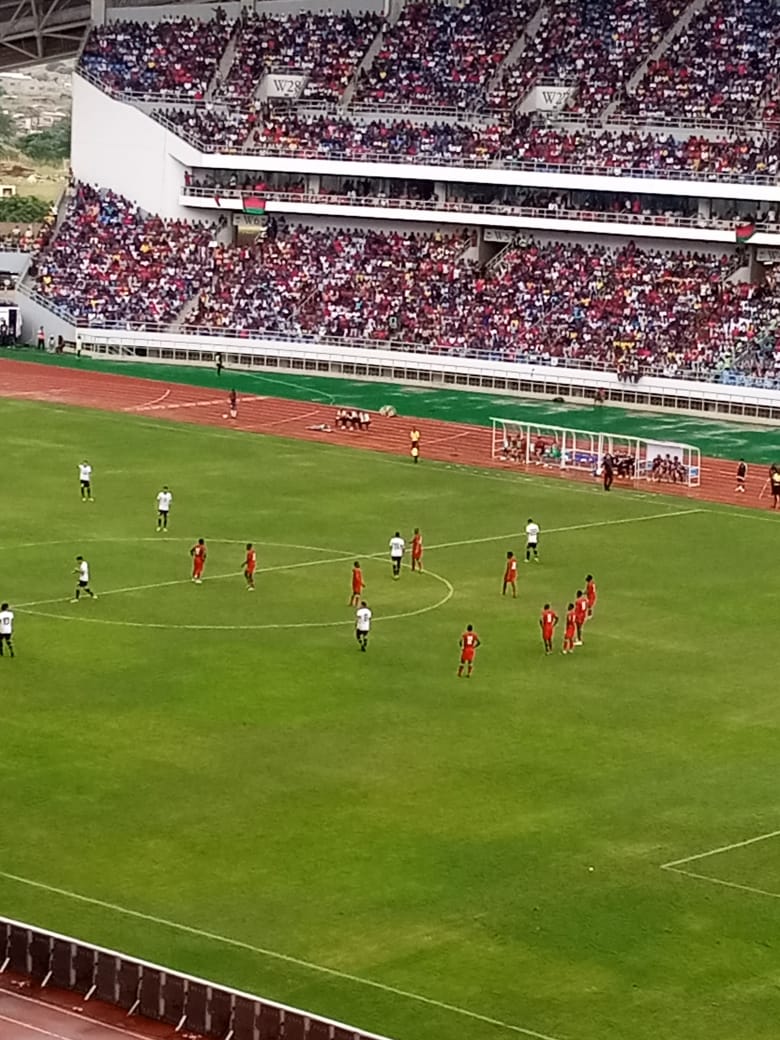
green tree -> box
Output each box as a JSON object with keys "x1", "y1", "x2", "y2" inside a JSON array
[
  {"x1": 18, "y1": 119, "x2": 70, "y2": 163},
  {"x1": 0, "y1": 195, "x2": 51, "y2": 222}
]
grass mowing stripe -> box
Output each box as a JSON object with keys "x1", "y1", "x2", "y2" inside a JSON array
[{"x1": 0, "y1": 872, "x2": 565, "y2": 1040}]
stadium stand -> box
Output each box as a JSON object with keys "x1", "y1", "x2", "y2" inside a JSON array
[
  {"x1": 80, "y1": 13, "x2": 231, "y2": 99},
  {"x1": 29, "y1": 184, "x2": 218, "y2": 324},
  {"x1": 28, "y1": 185, "x2": 780, "y2": 386},
  {"x1": 157, "y1": 106, "x2": 780, "y2": 179},
  {"x1": 619, "y1": 0, "x2": 780, "y2": 125},
  {"x1": 0, "y1": 224, "x2": 43, "y2": 251},
  {"x1": 353, "y1": 0, "x2": 535, "y2": 109},
  {"x1": 214, "y1": 10, "x2": 383, "y2": 103},
  {"x1": 486, "y1": 0, "x2": 681, "y2": 113}
]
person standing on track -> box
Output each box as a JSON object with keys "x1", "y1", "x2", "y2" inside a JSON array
[
  {"x1": 735, "y1": 459, "x2": 747, "y2": 494},
  {"x1": 410, "y1": 427, "x2": 420, "y2": 464},
  {"x1": 770, "y1": 465, "x2": 780, "y2": 509}
]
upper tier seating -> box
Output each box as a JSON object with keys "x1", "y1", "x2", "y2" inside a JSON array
[
  {"x1": 214, "y1": 10, "x2": 384, "y2": 103},
  {"x1": 158, "y1": 107, "x2": 780, "y2": 178},
  {"x1": 80, "y1": 14, "x2": 231, "y2": 99},
  {"x1": 487, "y1": 0, "x2": 682, "y2": 113},
  {"x1": 353, "y1": 0, "x2": 536, "y2": 109}
]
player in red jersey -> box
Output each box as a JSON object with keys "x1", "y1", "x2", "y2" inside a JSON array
[
  {"x1": 502, "y1": 551, "x2": 518, "y2": 597},
  {"x1": 349, "y1": 561, "x2": 365, "y2": 606},
  {"x1": 190, "y1": 538, "x2": 207, "y2": 583},
  {"x1": 540, "y1": 603, "x2": 558, "y2": 655},
  {"x1": 457, "y1": 624, "x2": 480, "y2": 678},
  {"x1": 411, "y1": 528, "x2": 424, "y2": 572},
  {"x1": 562, "y1": 603, "x2": 576, "y2": 654},
  {"x1": 585, "y1": 574, "x2": 597, "y2": 617},
  {"x1": 243, "y1": 543, "x2": 257, "y2": 591},
  {"x1": 574, "y1": 589, "x2": 588, "y2": 645}
]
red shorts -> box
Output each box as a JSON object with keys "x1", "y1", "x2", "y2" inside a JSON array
[
  {"x1": 412, "y1": 552, "x2": 422, "y2": 561},
  {"x1": 565, "y1": 627, "x2": 575, "y2": 641},
  {"x1": 460, "y1": 650, "x2": 475, "y2": 664},
  {"x1": 352, "y1": 585, "x2": 362, "y2": 595},
  {"x1": 193, "y1": 561, "x2": 204, "y2": 576},
  {"x1": 542, "y1": 628, "x2": 554, "y2": 642},
  {"x1": 246, "y1": 567, "x2": 256, "y2": 577},
  {"x1": 575, "y1": 614, "x2": 586, "y2": 626},
  {"x1": 587, "y1": 597, "x2": 596, "y2": 610}
]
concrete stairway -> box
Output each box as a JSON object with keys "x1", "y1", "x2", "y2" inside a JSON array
[
  {"x1": 602, "y1": 0, "x2": 712, "y2": 118},
  {"x1": 483, "y1": 1, "x2": 549, "y2": 101}
]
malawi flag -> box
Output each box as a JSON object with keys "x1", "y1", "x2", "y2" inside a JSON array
[
  {"x1": 735, "y1": 222, "x2": 756, "y2": 242},
  {"x1": 243, "y1": 195, "x2": 267, "y2": 215}
]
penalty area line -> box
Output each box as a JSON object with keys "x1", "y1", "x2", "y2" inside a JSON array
[
  {"x1": 660, "y1": 828, "x2": 780, "y2": 869},
  {"x1": 0, "y1": 873, "x2": 563, "y2": 1040}
]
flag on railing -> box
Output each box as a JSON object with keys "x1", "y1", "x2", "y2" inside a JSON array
[
  {"x1": 735, "y1": 222, "x2": 756, "y2": 242},
  {"x1": 213, "y1": 192, "x2": 221, "y2": 207},
  {"x1": 243, "y1": 196, "x2": 267, "y2": 215}
]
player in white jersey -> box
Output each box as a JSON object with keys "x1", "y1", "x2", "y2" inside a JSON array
[
  {"x1": 355, "y1": 601, "x2": 372, "y2": 651},
  {"x1": 0, "y1": 603, "x2": 14, "y2": 658},
  {"x1": 78, "y1": 461, "x2": 93, "y2": 501},
  {"x1": 71, "y1": 556, "x2": 97, "y2": 602},
  {"x1": 525, "y1": 518, "x2": 540, "y2": 563},
  {"x1": 389, "y1": 532, "x2": 405, "y2": 578},
  {"x1": 156, "y1": 486, "x2": 173, "y2": 531}
]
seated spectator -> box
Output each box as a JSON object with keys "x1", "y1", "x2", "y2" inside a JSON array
[
  {"x1": 354, "y1": 0, "x2": 534, "y2": 109},
  {"x1": 620, "y1": 0, "x2": 780, "y2": 125},
  {"x1": 80, "y1": 13, "x2": 230, "y2": 99},
  {"x1": 30, "y1": 183, "x2": 219, "y2": 326},
  {"x1": 215, "y1": 10, "x2": 383, "y2": 102}
]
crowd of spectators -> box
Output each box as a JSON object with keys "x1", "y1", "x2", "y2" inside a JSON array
[
  {"x1": 159, "y1": 106, "x2": 780, "y2": 178},
  {"x1": 0, "y1": 224, "x2": 43, "y2": 251},
  {"x1": 29, "y1": 189, "x2": 780, "y2": 382},
  {"x1": 353, "y1": 0, "x2": 535, "y2": 109},
  {"x1": 487, "y1": 0, "x2": 682, "y2": 113},
  {"x1": 620, "y1": 0, "x2": 780, "y2": 125},
  {"x1": 214, "y1": 10, "x2": 383, "y2": 103},
  {"x1": 30, "y1": 184, "x2": 220, "y2": 325},
  {"x1": 80, "y1": 13, "x2": 231, "y2": 99}
]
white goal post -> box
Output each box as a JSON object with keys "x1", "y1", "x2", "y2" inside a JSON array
[{"x1": 490, "y1": 418, "x2": 701, "y2": 488}]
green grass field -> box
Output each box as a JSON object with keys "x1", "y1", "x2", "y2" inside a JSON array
[{"x1": 2, "y1": 397, "x2": 779, "y2": 1040}]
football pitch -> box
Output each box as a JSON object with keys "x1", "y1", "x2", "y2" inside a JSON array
[{"x1": 1, "y1": 397, "x2": 779, "y2": 1040}]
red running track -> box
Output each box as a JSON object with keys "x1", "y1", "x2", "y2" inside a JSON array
[
  {"x1": 0, "y1": 356, "x2": 775, "y2": 513},
  {"x1": 0, "y1": 974, "x2": 205, "y2": 1039}
]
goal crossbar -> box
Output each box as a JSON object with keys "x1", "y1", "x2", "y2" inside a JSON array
[{"x1": 491, "y1": 417, "x2": 701, "y2": 488}]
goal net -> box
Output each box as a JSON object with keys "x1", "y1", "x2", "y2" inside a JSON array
[{"x1": 490, "y1": 418, "x2": 701, "y2": 488}]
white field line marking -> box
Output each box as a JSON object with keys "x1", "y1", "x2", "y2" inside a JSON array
[
  {"x1": 122, "y1": 387, "x2": 170, "y2": 411},
  {"x1": 426, "y1": 508, "x2": 703, "y2": 551},
  {"x1": 0, "y1": 874, "x2": 563, "y2": 1040},
  {"x1": 131, "y1": 396, "x2": 227, "y2": 414},
  {"x1": 265, "y1": 408, "x2": 322, "y2": 428},
  {"x1": 425, "y1": 429, "x2": 480, "y2": 449},
  {"x1": 0, "y1": 991, "x2": 154, "y2": 1040},
  {"x1": 0, "y1": 388, "x2": 68, "y2": 398},
  {"x1": 16, "y1": 554, "x2": 359, "y2": 608},
  {"x1": 661, "y1": 828, "x2": 780, "y2": 869},
  {"x1": 664, "y1": 868, "x2": 780, "y2": 902}
]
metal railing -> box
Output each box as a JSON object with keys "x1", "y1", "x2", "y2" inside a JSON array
[
  {"x1": 180, "y1": 185, "x2": 780, "y2": 233},
  {"x1": 78, "y1": 70, "x2": 780, "y2": 185},
  {"x1": 18, "y1": 283, "x2": 775, "y2": 391},
  {"x1": 0, "y1": 916, "x2": 392, "y2": 1040}
]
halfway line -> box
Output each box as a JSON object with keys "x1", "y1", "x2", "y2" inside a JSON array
[{"x1": 0, "y1": 872, "x2": 563, "y2": 1040}]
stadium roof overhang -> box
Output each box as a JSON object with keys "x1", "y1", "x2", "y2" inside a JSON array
[{"x1": 0, "y1": 0, "x2": 89, "y2": 70}]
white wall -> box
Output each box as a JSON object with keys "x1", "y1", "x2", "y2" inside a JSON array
[{"x1": 71, "y1": 74, "x2": 196, "y2": 218}]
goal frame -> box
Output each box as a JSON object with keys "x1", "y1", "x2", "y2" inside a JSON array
[{"x1": 491, "y1": 418, "x2": 701, "y2": 488}]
